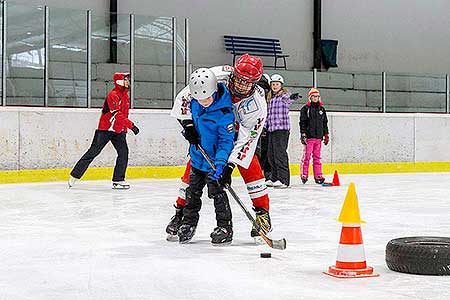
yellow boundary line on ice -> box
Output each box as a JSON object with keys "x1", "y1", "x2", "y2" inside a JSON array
[{"x1": 1, "y1": 162, "x2": 450, "y2": 184}]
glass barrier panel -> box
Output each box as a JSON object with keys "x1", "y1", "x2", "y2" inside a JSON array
[
  {"x1": 91, "y1": 12, "x2": 130, "y2": 108},
  {"x1": 6, "y1": 3, "x2": 44, "y2": 106},
  {"x1": 134, "y1": 15, "x2": 173, "y2": 108},
  {"x1": 48, "y1": 7, "x2": 87, "y2": 107}
]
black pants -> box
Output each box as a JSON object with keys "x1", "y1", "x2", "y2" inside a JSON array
[
  {"x1": 70, "y1": 130, "x2": 129, "y2": 181},
  {"x1": 256, "y1": 128, "x2": 272, "y2": 180},
  {"x1": 183, "y1": 167, "x2": 232, "y2": 229},
  {"x1": 267, "y1": 130, "x2": 290, "y2": 186}
]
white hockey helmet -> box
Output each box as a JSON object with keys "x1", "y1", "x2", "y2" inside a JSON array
[
  {"x1": 189, "y1": 68, "x2": 217, "y2": 99},
  {"x1": 270, "y1": 74, "x2": 284, "y2": 84}
]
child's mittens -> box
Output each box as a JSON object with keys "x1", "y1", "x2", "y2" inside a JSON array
[{"x1": 323, "y1": 134, "x2": 329, "y2": 145}]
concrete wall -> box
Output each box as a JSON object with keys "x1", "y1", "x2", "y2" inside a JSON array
[{"x1": 1, "y1": 107, "x2": 450, "y2": 171}]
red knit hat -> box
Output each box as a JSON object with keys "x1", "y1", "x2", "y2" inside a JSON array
[
  {"x1": 307, "y1": 88, "x2": 323, "y2": 106},
  {"x1": 308, "y1": 88, "x2": 320, "y2": 98}
]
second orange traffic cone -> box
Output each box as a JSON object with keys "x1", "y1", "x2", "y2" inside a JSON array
[{"x1": 332, "y1": 170, "x2": 340, "y2": 186}]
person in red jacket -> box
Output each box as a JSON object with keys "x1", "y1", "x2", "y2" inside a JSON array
[{"x1": 68, "y1": 72, "x2": 139, "y2": 189}]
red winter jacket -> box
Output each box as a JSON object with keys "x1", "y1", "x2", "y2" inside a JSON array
[{"x1": 98, "y1": 72, "x2": 134, "y2": 133}]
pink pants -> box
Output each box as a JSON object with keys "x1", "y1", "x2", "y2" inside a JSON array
[{"x1": 301, "y1": 138, "x2": 322, "y2": 178}]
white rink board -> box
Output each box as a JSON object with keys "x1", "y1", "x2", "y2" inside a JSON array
[
  {"x1": 1, "y1": 108, "x2": 450, "y2": 170},
  {"x1": 0, "y1": 173, "x2": 449, "y2": 299},
  {"x1": 0, "y1": 110, "x2": 19, "y2": 170}
]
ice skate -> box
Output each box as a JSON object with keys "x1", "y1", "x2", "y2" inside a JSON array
[
  {"x1": 165, "y1": 205, "x2": 183, "y2": 242},
  {"x1": 265, "y1": 180, "x2": 274, "y2": 187},
  {"x1": 68, "y1": 175, "x2": 77, "y2": 188},
  {"x1": 301, "y1": 176, "x2": 308, "y2": 184},
  {"x1": 178, "y1": 224, "x2": 197, "y2": 244},
  {"x1": 274, "y1": 182, "x2": 289, "y2": 189},
  {"x1": 112, "y1": 180, "x2": 130, "y2": 189},
  {"x1": 210, "y1": 226, "x2": 233, "y2": 246},
  {"x1": 314, "y1": 176, "x2": 325, "y2": 184}
]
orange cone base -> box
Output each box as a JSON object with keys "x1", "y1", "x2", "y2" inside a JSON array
[{"x1": 323, "y1": 265, "x2": 379, "y2": 278}]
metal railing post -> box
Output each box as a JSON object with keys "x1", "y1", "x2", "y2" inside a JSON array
[
  {"x1": 172, "y1": 17, "x2": 177, "y2": 103},
  {"x1": 130, "y1": 13, "x2": 135, "y2": 108},
  {"x1": 382, "y1": 71, "x2": 387, "y2": 113},
  {"x1": 44, "y1": 6, "x2": 49, "y2": 106},
  {"x1": 312, "y1": 68, "x2": 317, "y2": 88},
  {"x1": 446, "y1": 74, "x2": 449, "y2": 114},
  {"x1": 184, "y1": 18, "x2": 189, "y2": 86},
  {"x1": 1, "y1": 0, "x2": 6, "y2": 106},
  {"x1": 87, "y1": 10, "x2": 92, "y2": 108}
]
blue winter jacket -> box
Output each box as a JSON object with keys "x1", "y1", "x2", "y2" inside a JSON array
[{"x1": 189, "y1": 83, "x2": 235, "y2": 173}]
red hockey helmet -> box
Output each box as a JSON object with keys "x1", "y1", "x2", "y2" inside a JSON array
[{"x1": 229, "y1": 54, "x2": 263, "y2": 99}]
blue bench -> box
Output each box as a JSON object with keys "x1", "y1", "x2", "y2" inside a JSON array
[{"x1": 224, "y1": 35, "x2": 289, "y2": 69}]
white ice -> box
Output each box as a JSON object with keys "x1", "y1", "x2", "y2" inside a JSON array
[{"x1": 1, "y1": 173, "x2": 450, "y2": 300}]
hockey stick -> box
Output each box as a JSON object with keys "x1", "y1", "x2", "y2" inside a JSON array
[{"x1": 197, "y1": 145, "x2": 287, "y2": 250}]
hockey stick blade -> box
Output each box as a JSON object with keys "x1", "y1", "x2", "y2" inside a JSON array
[
  {"x1": 259, "y1": 230, "x2": 287, "y2": 250},
  {"x1": 196, "y1": 145, "x2": 287, "y2": 250}
]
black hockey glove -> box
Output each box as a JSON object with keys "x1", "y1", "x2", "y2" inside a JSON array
[
  {"x1": 301, "y1": 133, "x2": 307, "y2": 145},
  {"x1": 219, "y1": 163, "x2": 235, "y2": 187},
  {"x1": 290, "y1": 93, "x2": 301, "y2": 100},
  {"x1": 131, "y1": 125, "x2": 140, "y2": 135},
  {"x1": 182, "y1": 120, "x2": 200, "y2": 145}
]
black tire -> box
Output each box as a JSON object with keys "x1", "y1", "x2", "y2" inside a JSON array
[{"x1": 386, "y1": 237, "x2": 450, "y2": 275}]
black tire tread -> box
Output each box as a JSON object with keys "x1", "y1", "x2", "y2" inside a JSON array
[{"x1": 385, "y1": 237, "x2": 450, "y2": 276}]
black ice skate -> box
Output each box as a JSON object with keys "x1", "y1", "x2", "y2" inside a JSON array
[
  {"x1": 301, "y1": 176, "x2": 308, "y2": 184},
  {"x1": 314, "y1": 177, "x2": 325, "y2": 184},
  {"x1": 112, "y1": 180, "x2": 130, "y2": 189},
  {"x1": 210, "y1": 226, "x2": 233, "y2": 246},
  {"x1": 250, "y1": 207, "x2": 272, "y2": 244},
  {"x1": 178, "y1": 224, "x2": 197, "y2": 244},
  {"x1": 165, "y1": 205, "x2": 184, "y2": 241}
]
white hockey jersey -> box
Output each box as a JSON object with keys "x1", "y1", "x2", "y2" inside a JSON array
[{"x1": 170, "y1": 65, "x2": 267, "y2": 169}]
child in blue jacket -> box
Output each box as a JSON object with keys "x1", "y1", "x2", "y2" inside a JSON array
[{"x1": 177, "y1": 68, "x2": 236, "y2": 245}]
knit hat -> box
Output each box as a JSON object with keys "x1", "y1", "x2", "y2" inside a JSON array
[
  {"x1": 307, "y1": 88, "x2": 323, "y2": 106},
  {"x1": 308, "y1": 88, "x2": 320, "y2": 99}
]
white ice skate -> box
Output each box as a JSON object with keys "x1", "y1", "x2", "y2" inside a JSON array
[
  {"x1": 272, "y1": 180, "x2": 283, "y2": 188},
  {"x1": 68, "y1": 176, "x2": 77, "y2": 188},
  {"x1": 265, "y1": 180, "x2": 274, "y2": 187},
  {"x1": 112, "y1": 181, "x2": 130, "y2": 189}
]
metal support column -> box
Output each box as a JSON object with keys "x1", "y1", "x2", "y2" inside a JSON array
[
  {"x1": 382, "y1": 72, "x2": 387, "y2": 113},
  {"x1": 184, "y1": 18, "x2": 189, "y2": 86},
  {"x1": 313, "y1": 0, "x2": 322, "y2": 69},
  {"x1": 130, "y1": 14, "x2": 135, "y2": 108},
  {"x1": 44, "y1": 6, "x2": 49, "y2": 106},
  {"x1": 313, "y1": 68, "x2": 317, "y2": 88},
  {"x1": 87, "y1": 10, "x2": 92, "y2": 108},
  {"x1": 1, "y1": 0, "x2": 6, "y2": 106},
  {"x1": 172, "y1": 17, "x2": 177, "y2": 102}
]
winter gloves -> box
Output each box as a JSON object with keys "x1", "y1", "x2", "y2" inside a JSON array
[
  {"x1": 218, "y1": 163, "x2": 235, "y2": 187},
  {"x1": 209, "y1": 164, "x2": 225, "y2": 182},
  {"x1": 301, "y1": 133, "x2": 330, "y2": 145},
  {"x1": 290, "y1": 93, "x2": 301, "y2": 100},
  {"x1": 182, "y1": 120, "x2": 200, "y2": 145},
  {"x1": 131, "y1": 125, "x2": 140, "y2": 135},
  {"x1": 301, "y1": 133, "x2": 307, "y2": 145}
]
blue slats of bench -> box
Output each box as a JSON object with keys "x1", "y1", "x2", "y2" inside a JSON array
[{"x1": 224, "y1": 35, "x2": 289, "y2": 69}]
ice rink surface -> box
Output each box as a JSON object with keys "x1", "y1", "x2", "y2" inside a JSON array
[{"x1": 1, "y1": 173, "x2": 450, "y2": 300}]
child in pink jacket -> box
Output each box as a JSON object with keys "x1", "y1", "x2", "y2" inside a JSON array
[{"x1": 299, "y1": 88, "x2": 329, "y2": 184}]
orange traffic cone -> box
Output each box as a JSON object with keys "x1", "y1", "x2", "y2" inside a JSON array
[
  {"x1": 324, "y1": 182, "x2": 379, "y2": 278},
  {"x1": 332, "y1": 170, "x2": 340, "y2": 186}
]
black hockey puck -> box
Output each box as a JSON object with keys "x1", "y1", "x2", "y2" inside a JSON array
[{"x1": 260, "y1": 252, "x2": 271, "y2": 258}]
